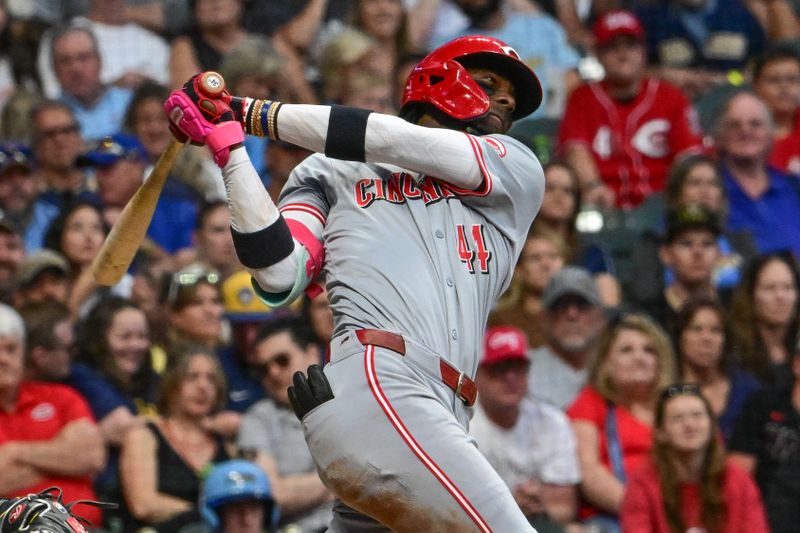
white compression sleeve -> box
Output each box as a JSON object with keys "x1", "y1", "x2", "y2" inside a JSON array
[
  {"x1": 221, "y1": 147, "x2": 301, "y2": 293},
  {"x1": 277, "y1": 105, "x2": 483, "y2": 190}
]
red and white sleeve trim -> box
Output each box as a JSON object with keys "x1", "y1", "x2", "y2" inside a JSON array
[
  {"x1": 441, "y1": 134, "x2": 494, "y2": 197},
  {"x1": 280, "y1": 203, "x2": 327, "y2": 226}
]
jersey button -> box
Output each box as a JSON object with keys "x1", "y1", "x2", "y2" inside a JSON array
[
  {"x1": 446, "y1": 278, "x2": 454, "y2": 287},
  {"x1": 435, "y1": 230, "x2": 444, "y2": 239},
  {"x1": 451, "y1": 330, "x2": 458, "y2": 340}
]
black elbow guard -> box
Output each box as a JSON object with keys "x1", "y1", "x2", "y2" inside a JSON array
[{"x1": 230, "y1": 216, "x2": 295, "y2": 269}]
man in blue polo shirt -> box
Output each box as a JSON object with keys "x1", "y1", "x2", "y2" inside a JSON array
[{"x1": 714, "y1": 91, "x2": 800, "y2": 256}]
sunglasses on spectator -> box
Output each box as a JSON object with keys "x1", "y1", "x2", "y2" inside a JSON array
[
  {"x1": 36, "y1": 124, "x2": 80, "y2": 142},
  {"x1": 166, "y1": 269, "x2": 220, "y2": 305},
  {"x1": 255, "y1": 353, "x2": 292, "y2": 376}
]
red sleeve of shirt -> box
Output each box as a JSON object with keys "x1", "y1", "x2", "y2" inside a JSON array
[
  {"x1": 558, "y1": 84, "x2": 595, "y2": 151},
  {"x1": 566, "y1": 386, "x2": 606, "y2": 425},
  {"x1": 725, "y1": 461, "x2": 770, "y2": 533},
  {"x1": 663, "y1": 83, "x2": 703, "y2": 156},
  {"x1": 620, "y1": 461, "x2": 663, "y2": 533},
  {"x1": 49, "y1": 384, "x2": 96, "y2": 425}
]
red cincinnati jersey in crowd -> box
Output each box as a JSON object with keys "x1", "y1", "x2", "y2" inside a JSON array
[
  {"x1": 0, "y1": 382, "x2": 101, "y2": 525},
  {"x1": 768, "y1": 110, "x2": 800, "y2": 175},
  {"x1": 559, "y1": 78, "x2": 703, "y2": 208}
]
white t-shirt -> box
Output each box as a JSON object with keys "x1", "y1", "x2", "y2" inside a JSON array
[{"x1": 469, "y1": 398, "x2": 581, "y2": 489}]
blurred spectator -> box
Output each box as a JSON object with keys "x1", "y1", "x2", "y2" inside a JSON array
[
  {"x1": 729, "y1": 350, "x2": 800, "y2": 533},
  {"x1": 621, "y1": 384, "x2": 769, "y2": 533},
  {"x1": 18, "y1": 299, "x2": 73, "y2": 383},
  {"x1": 442, "y1": 0, "x2": 580, "y2": 119},
  {"x1": 222, "y1": 270, "x2": 295, "y2": 368},
  {"x1": 200, "y1": 459, "x2": 279, "y2": 533},
  {"x1": 350, "y1": 0, "x2": 408, "y2": 98},
  {"x1": 169, "y1": 0, "x2": 248, "y2": 89},
  {"x1": 238, "y1": 318, "x2": 333, "y2": 531},
  {"x1": 341, "y1": 71, "x2": 396, "y2": 113},
  {"x1": 218, "y1": 36, "x2": 286, "y2": 176},
  {"x1": 36, "y1": 0, "x2": 170, "y2": 98},
  {"x1": 635, "y1": 0, "x2": 798, "y2": 99},
  {"x1": 558, "y1": 10, "x2": 703, "y2": 210},
  {"x1": 631, "y1": 204, "x2": 723, "y2": 331},
  {"x1": 753, "y1": 44, "x2": 800, "y2": 175},
  {"x1": 303, "y1": 287, "x2": 334, "y2": 348},
  {"x1": 318, "y1": 28, "x2": 379, "y2": 104},
  {"x1": 163, "y1": 265, "x2": 258, "y2": 419},
  {"x1": 12, "y1": 250, "x2": 70, "y2": 308},
  {"x1": 42, "y1": 200, "x2": 131, "y2": 315},
  {"x1": 264, "y1": 140, "x2": 312, "y2": 203},
  {"x1": 119, "y1": 347, "x2": 230, "y2": 532},
  {"x1": 714, "y1": 92, "x2": 800, "y2": 255},
  {"x1": 0, "y1": 303, "x2": 105, "y2": 524},
  {"x1": 243, "y1": 0, "x2": 350, "y2": 42},
  {"x1": 630, "y1": 154, "x2": 758, "y2": 304},
  {"x1": 69, "y1": 297, "x2": 158, "y2": 528},
  {"x1": 185, "y1": 200, "x2": 241, "y2": 283},
  {"x1": 489, "y1": 228, "x2": 567, "y2": 348},
  {"x1": 730, "y1": 252, "x2": 800, "y2": 386},
  {"x1": 568, "y1": 313, "x2": 676, "y2": 531},
  {"x1": 533, "y1": 161, "x2": 620, "y2": 306},
  {"x1": 51, "y1": 25, "x2": 133, "y2": 141},
  {"x1": 471, "y1": 326, "x2": 580, "y2": 530},
  {"x1": 77, "y1": 133, "x2": 198, "y2": 254},
  {"x1": 0, "y1": 144, "x2": 40, "y2": 232},
  {"x1": 673, "y1": 296, "x2": 760, "y2": 442},
  {"x1": 0, "y1": 88, "x2": 44, "y2": 144},
  {"x1": 0, "y1": 214, "x2": 24, "y2": 303},
  {"x1": 529, "y1": 266, "x2": 607, "y2": 409},
  {"x1": 25, "y1": 101, "x2": 91, "y2": 252}
]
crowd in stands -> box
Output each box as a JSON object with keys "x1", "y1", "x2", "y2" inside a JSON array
[{"x1": 0, "y1": 0, "x2": 798, "y2": 532}]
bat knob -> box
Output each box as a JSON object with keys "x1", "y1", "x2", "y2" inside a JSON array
[{"x1": 198, "y1": 71, "x2": 226, "y2": 97}]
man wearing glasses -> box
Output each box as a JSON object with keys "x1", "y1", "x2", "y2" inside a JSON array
[
  {"x1": 24, "y1": 101, "x2": 93, "y2": 252},
  {"x1": 237, "y1": 317, "x2": 333, "y2": 533}
]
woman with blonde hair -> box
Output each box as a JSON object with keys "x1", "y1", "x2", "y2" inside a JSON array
[
  {"x1": 621, "y1": 384, "x2": 769, "y2": 533},
  {"x1": 119, "y1": 347, "x2": 231, "y2": 533},
  {"x1": 568, "y1": 313, "x2": 676, "y2": 532}
]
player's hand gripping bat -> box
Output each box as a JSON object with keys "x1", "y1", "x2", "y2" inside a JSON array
[{"x1": 91, "y1": 71, "x2": 227, "y2": 286}]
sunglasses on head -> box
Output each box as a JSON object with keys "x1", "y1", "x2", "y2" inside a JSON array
[
  {"x1": 167, "y1": 269, "x2": 220, "y2": 305},
  {"x1": 660, "y1": 383, "x2": 702, "y2": 401}
]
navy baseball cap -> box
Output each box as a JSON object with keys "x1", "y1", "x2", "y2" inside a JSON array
[{"x1": 77, "y1": 133, "x2": 148, "y2": 167}]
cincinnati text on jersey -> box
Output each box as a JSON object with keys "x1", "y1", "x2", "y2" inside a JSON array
[{"x1": 354, "y1": 173, "x2": 465, "y2": 208}]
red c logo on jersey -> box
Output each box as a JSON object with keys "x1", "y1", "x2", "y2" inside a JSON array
[{"x1": 484, "y1": 138, "x2": 506, "y2": 157}]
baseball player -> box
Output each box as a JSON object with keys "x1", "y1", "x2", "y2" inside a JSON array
[{"x1": 165, "y1": 35, "x2": 546, "y2": 532}]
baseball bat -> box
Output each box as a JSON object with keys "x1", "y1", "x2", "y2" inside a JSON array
[{"x1": 91, "y1": 71, "x2": 227, "y2": 285}]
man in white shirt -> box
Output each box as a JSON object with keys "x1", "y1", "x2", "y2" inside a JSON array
[
  {"x1": 528, "y1": 266, "x2": 607, "y2": 409},
  {"x1": 471, "y1": 325, "x2": 581, "y2": 531}
]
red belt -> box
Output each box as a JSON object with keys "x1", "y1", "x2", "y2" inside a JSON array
[{"x1": 355, "y1": 329, "x2": 477, "y2": 406}]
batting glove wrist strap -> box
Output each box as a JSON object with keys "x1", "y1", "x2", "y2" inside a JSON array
[{"x1": 206, "y1": 121, "x2": 245, "y2": 167}]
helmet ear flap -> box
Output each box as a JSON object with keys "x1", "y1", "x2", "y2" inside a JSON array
[{"x1": 402, "y1": 58, "x2": 491, "y2": 121}]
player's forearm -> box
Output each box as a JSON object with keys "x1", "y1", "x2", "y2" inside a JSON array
[
  {"x1": 273, "y1": 472, "x2": 331, "y2": 515},
  {"x1": 220, "y1": 148, "x2": 309, "y2": 294},
  {"x1": 242, "y1": 101, "x2": 483, "y2": 190},
  {"x1": 16, "y1": 421, "x2": 106, "y2": 476},
  {"x1": 579, "y1": 464, "x2": 625, "y2": 513}
]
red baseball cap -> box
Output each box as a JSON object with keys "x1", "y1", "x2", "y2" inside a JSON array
[
  {"x1": 482, "y1": 326, "x2": 529, "y2": 366},
  {"x1": 593, "y1": 10, "x2": 645, "y2": 48}
]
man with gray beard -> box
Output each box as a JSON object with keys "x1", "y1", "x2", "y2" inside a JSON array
[{"x1": 527, "y1": 267, "x2": 606, "y2": 409}]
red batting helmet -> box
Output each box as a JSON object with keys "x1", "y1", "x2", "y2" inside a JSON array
[{"x1": 402, "y1": 35, "x2": 542, "y2": 122}]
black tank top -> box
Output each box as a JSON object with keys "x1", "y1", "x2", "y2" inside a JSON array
[{"x1": 187, "y1": 29, "x2": 223, "y2": 71}]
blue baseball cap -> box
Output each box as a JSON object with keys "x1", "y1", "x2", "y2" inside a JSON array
[
  {"x1": 0, "y1": 143, "x2": 32, "y2": 176},
  {"x1": 77, "y1": 133, "x2": 148, "y2": 167}
]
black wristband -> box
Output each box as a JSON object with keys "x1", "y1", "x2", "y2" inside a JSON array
[
  {"x1": 324, "y1": 106, "x2": 372, "y2": 162},
  {"x1": 230, "y1": 216, "x2": 295, "y2": 269}
]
